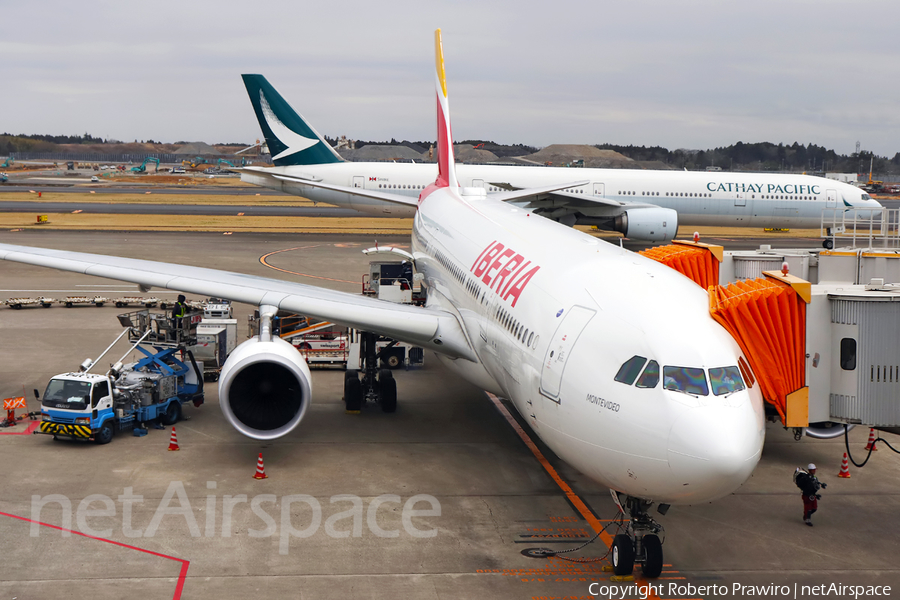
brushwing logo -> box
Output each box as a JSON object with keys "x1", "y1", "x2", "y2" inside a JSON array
[{"x1": 259, "y1": 91, "x2": 319, "y2": 161}]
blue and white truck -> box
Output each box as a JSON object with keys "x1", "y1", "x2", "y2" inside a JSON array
[{"x1": 37, "y1": 314, "x2": 205, "y2": 444}]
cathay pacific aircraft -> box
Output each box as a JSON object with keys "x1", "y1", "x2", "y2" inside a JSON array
[
  {"x1": 237, "y1": 75, "x2": 881, "y2": 247},
  {"x1": 0, "y1": 31, "x2": 765, "y2": 578}
]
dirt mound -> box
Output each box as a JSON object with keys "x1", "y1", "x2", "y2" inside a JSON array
[
  {"x1": 450, "y1": 145, "x2": 500, "y2": 163},
  {"x1": 522, "y1": 144, "x2": 634, "y2": 168}
]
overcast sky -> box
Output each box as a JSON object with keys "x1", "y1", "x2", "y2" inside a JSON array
[{"x1": 2, "y1": 0, "x2": 898, "y2": 156}]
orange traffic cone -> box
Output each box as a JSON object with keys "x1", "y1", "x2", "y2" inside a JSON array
[
  {"x1": 838, "y1": 452, "x2": 851, "y2": 478},
  {"x1": 253, "y1": 452, "x2": 268, "y2": 479},
  {"x1": 865, "y1": 428, "x2": 878, "y2": 451},
  {"x1": 167, "y1": 427, "x2": 180, "y2": 451}
]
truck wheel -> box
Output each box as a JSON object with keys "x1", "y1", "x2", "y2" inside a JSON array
[
  {"x1": 11, "y1": 304, "x2": 21, "y2": 310},
  {"x1": 344, "y1": 374, "x2": 362, "y2": 412},
  {"x1": 65, "y1": 302, "x2": 73, "y2": 308},
  {"x1": 385, "y1": 353, "x2": 402, "y2": 369},
  {"x1": 160, "y1": 302, "x2": 168, "y2": 309},
  {"x1": 95, "y1": 302, "x2": 104, "y2": 307},
  {"x1": 95, "y1": 422, "x2": 114, "y2": 445},
  {"x1": 42, "y1": 303, "x2": 51, "y2": 308},
  {"x1": 823, "y1": 239, "x2": 834, "y2": 249},
  {"x1": 380, "y1": 377, "x2": 397, "y2": 413},
  {"x1": 115, "y1": 302, "x2": 123, "y2": 308},
  {"x1": 162, "y1": 402, "x2": 182, "y2": 425}
]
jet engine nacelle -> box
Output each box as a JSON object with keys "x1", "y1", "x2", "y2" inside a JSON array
[
  {"x1": 219, "y1": 336, "x2": 312, "y2": 440},
  {"x1": 613, "y1": 208, "x2": 678, "y2": 242}
]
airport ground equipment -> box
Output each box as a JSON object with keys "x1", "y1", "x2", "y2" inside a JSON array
[
  {"x1": 130, "y1": 157, "x2": 160, "y2": 173},
  {"x1": 193, "y1": 300, "x2": 237, "y2": 380},
  {"x1": 61, "y1": 295, "x2": 109, "y2": 307},
  {"x1": 4, "y1": 296, "x2": 55, "y2": 309},
  {"x1": 0, "y1": 158, "x2": 12, "y2": 168},
  {"x1": 113, "y1": 296, "x2": 160, "y2": 308},
  {"x1": 1, "y1": 396, "x2": 40, "y2": 428},
  {"x1": 35, "y1": 324, "x2": 204, "y2": 444},
  {"x1": 0, "y1": 173, "x2": 7, "y2": 183}
]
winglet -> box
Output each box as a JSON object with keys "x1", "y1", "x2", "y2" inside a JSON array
[{"x1": 432, "y1": 29, "x2": 458, "y2": 191}]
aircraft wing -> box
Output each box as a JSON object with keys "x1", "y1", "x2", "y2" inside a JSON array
[
  {"x1": 268, "y1": 173, "x2": 590, "y2": 207},
  {"x1": 0, "y1": 243, "x2": 476, "y2": 361}
]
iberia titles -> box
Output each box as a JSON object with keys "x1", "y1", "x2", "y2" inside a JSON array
[{"x1": 470, "y1": 240, "x2": 541, "y2": 307}]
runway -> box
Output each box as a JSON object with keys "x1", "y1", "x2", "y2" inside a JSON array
[{"x1": 1, "y1": 230, "x2": 898, "y2": 599}]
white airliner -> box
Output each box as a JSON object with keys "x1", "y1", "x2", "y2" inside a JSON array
[
  {"x1": 0, "y1": 31, "x2": 765, "y2": 577},
  {"x1": 238, "y1": 74, "x2": 881, "y2": 247}
]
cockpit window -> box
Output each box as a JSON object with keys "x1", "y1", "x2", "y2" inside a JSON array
[
  {"x1": 861, "y1": 193, "x2": 872, "y2": 200},
  {"x1": 614, "y1": 356, "x2": 647, "y2": 385},
  {"x1": 635, "y1": 360, "x2": 659, "y2": 389},
  {"x1": 709, "y1": 366, "x2": 745, "y2": 396},
  {"x1": 663, "y1": 366, "x2": 708, "y2": 396}
]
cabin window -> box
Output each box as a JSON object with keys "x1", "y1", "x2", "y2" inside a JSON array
[
  {"x1": 663, "y1": 366, "x2": 709, "y2": 396},
  {"x1": 91, "y1": 380, "x2": 109, "y2": 407},
  {"x1": 635, "y1": 360, "x2": 659, "y2": 389},
  {"x1": 841, "y1": 338, "x2": 857, "y2": 371},
  {"x1": 528, "y1": 332, "x2": 534, "y2": 346},
  {"x1": 709, "y1": 366, "x2": 745, "y2": 396},
  {"x1": 614, "y1": 356, "x2": 647, "y2": 385}
]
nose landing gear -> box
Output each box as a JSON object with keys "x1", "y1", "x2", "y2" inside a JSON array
[{"x1": 610, "y1": 493, "x2": 665, "y2": 578}]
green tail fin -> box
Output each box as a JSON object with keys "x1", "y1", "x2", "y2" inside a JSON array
[{"x1": 241, "y1": 74, "x2": 344, "y2": 166}]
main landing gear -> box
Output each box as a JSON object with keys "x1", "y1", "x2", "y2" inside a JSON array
[
  {"x1": 611, "y1": 494, "x2": 666, "y2": 579},
  {"x1": 343, "y1": 331, "x2": 398, "y2": 413}
]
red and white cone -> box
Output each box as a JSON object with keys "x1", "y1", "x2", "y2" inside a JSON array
[
  {"x1": 253, "y1": 452, "x2": 268, "y2": 479},
  {"x1": 167, "y1": 426, "x2": 180, "y2": 451},
  {"x1": 838, "y1": 452, "x2": 851, "y2": 478},
  {"x1": 865, "y1": 428, "x2": 878, "y2": 451}
]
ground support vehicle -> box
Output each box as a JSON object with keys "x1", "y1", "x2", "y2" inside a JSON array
[
  {"x1": 5, "y1": 297, "x2": 55, "y2": 309},
  {"x1": 35, "y1": 326, "x2": 204, "y2": 444},
  {"x1": 113, "y1": 297, "x2": 161, "y2": 308},
  {"x1": 61, "y1": 295, "x2": 109, "y2": 307}
]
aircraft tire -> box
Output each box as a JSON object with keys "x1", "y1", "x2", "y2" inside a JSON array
[
  {"x1": 823, "y1": 239, "x2": 834, "y2": 249},
  {"x1": 345, "y1": 373, "x2": 362, "y2": 412},
  {"x1": 380, "y1": 377, "x2": 397, "y2": 413},
  {"x1": 641, "y1": 534, "x2": 663, "y2": 578},
  {"x1": 612, "y1": 534, "x2": 634, "y2": 576}
]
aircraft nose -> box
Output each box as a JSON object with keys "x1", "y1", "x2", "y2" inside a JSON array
[{"x1": 667, "y1": 402, "x2": 763, "y2": 502}]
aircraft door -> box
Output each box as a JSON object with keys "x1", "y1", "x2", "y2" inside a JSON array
[
  {"x1": 593, "y1": 183, "x2": 605, "y2": 197},
  {"x1": 734, "y1": 193, "x2": 746, "y2": 207},
  {"x1": 826, "y1": 189, "x2": 837, "y2": 208},
  {"x1": 539, "y1": 305, "x2": 596, "y2": 403},
  {"x1": 352, "y1": 176, "x2": 364, "y2": 188}
]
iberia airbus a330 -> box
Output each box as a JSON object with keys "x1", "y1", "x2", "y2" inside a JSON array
[{"x1": 0, "y1": 30, "x2": 764, "y2": 578}]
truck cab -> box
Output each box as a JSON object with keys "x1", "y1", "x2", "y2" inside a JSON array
[{"x1": 40, "y1": 373, "x2": 114, "y2": 442}]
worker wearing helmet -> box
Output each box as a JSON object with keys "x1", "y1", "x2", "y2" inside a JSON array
[
  {"x1": 170, "y1": 294, "x2": 187, "y2": 340},
  {"x1": 794, "y1": 463, "x2": 827, "y2": 526}
]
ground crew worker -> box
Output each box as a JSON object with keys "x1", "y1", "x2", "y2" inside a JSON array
[
  {"x1": 794, "y1": 463, "x2": 827, "y2": 526},
  {"x1": 170, "y1": 294, "x2": 187, "y2": 339}
]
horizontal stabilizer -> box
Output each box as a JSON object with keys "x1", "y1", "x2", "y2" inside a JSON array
[{"x1": 272, "y1": 174, "x2": 419, "y2": 208}]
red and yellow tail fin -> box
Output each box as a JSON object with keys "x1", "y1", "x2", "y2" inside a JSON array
[{"x1": 427, "y1": 29, "x2": 458, "y2": 197}]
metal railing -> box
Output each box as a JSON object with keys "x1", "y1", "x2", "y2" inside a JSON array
[{"x1": 821, "y1": 208, "x2": 900, "y2": 249}]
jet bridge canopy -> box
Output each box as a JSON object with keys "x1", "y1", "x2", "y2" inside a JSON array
[
  {"x1": 639, "y1": 240, "x2": 722, "y2": 290},
  {"x1": 708, "y1": 273, "x2": 809, "y2": 422}
]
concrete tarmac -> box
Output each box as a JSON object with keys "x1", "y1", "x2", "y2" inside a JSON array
[
  {"x1": 1, "y1": 231, "x2": 899, "y2": 599},
  {"x1": 0, "y1": 201, "x2": 359, "y2": 217}
]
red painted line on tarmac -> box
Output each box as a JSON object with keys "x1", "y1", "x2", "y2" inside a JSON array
[
  {"x1": 259, "y1": 245, "x2": 357, "y2": 284},
  {"x1": 0, "y1": 421, "x2": 40, "y2": 435},
  {"x1": 0, "y1": 510, "x2": 190, "y2": 599}
]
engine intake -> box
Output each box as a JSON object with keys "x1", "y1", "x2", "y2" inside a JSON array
[
  {"x1": 219, "y1": 336, "x2": 312, "y2": 440},
  {"x1": 613, "y1": 207, "x2": 678, "y2": 242}
]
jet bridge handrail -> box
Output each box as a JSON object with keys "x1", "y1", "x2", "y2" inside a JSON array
[{"x1": 821, "y1": 207, "x2": 900, "y2": 249}]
